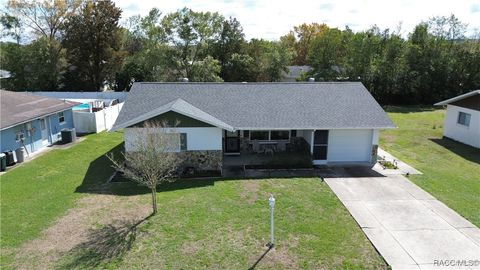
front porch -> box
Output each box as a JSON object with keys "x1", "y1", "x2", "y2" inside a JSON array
[
  {"x1": 223, "y1": 150, "x2": 313, "y2": 168},
  {"x1": 222, "y1": 150, "x2": 315, "y2": 178}
]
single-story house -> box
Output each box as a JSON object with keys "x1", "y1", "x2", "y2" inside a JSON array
[
  {"x1": 0, "y1": 90, "x2": 77, "y2": 154},
  {"x1": 111, "y1": 82, "x2": 395, "y2": 171},
  {"x1": 281, "y1": 66, "x2": 313, "y2": 82},
  {"x1": 31, "y1": 92, "x2": 127, "y2": 133},
  {"x1": 434, "y1": 90, "x2": 480, "y2": 148}
]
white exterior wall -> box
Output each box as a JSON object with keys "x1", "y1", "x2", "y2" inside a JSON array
[
  {"x1": 443, "y1": 105, "x2": 480, "y2": 148},
  {"x1": 124, "y1": 127, "x2": 222, "y2": 152},
  {"x1": 327, "y1": 129, "x2": 374, "y2": 163}
]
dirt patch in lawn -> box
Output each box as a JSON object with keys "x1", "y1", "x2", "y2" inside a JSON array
[
  {"x1": 241, "y1": 180, "x2": 261, "y2": 205},
  {"x1": 14, "y1": 186, "x2": 150, "y2": 270}
]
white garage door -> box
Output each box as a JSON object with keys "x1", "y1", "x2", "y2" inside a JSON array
[{"x1": 327, "y1": 129, "x2": 373, "y2": 163}]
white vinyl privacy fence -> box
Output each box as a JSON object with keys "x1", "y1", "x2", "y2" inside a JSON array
[{"x1": 73, "y1": 103, "x2": 123, "y2": 133}]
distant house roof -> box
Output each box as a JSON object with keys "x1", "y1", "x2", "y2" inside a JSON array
[
  {"x1": 111, "y1": 82, "x2": 395, "y2": 131},
  {"x1": 0, "y1": 69, "x2": 11, "y2": 79},
  {"x1": 283, "y1": 66, "x2": 313, "y2": 80},
  {"x1": 0, "y1": 90, "x2": 78, "y2": 130},
  {"x1": 434, "y1": 90, "x2": 480, "y2": 106}
]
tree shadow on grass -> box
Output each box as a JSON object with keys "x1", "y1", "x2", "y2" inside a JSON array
[
  {"x1": 56, "y1": 214, "x2": 152, "y2": 270},
  {"x1": 75, "y1": 143, "x2": 125, "y2": 193},
  {"x1": 384, "y1": 105, "x2": 438, "y2": 114},
  {"x1": 430, "y1": 137, "x2": 480, "y2": 165},
  {"x1": 76, "y1": 142, "x2": 386, "y2": 197}
]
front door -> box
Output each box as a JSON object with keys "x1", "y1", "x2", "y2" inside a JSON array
[
  {"x1": 39, "y1": 118, "x2": 49, "y2": 146},
  {"x1": 225, "y1": 131, "x2": 240, "y2": 153},
  {"x1": 313, "y1": 130, "x2": 329, "y2": 160}
]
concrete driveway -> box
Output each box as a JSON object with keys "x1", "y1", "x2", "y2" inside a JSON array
[{"x1": 325, "y1": 172, "x2": 480, "y2": 270}]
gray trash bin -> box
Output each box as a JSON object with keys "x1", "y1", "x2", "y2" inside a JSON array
[
  {"x1": 0, "y1": 153, "x2": 6, "y2": 171},
  {"x1": 15, "y1": 147, "x2": 25, "y2": 163}
]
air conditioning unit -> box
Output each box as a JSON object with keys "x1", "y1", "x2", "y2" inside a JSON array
[{"x1": 15, "y1": 131, "x2": 25, "y2": 142}]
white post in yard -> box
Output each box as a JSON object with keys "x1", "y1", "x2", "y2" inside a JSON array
[{"x1": 268, "y1": 194, "x2": 275, "y2": 248}]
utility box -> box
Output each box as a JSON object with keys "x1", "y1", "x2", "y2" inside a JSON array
[{"x1": 61, "y1": 128, "x2": 76, "y2": 144}]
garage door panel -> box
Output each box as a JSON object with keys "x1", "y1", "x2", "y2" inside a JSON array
[{"x1": 327, "y1": 129, "x2": 372, "y2": 162}]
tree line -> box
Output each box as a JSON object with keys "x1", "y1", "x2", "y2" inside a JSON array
[{"x1": 1, "y1": 0, "x2": 479, "y2": 105}]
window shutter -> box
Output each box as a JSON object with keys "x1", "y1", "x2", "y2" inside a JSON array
[{"x1": 180, "y1": 133, "x2": 187, "y2": 150}]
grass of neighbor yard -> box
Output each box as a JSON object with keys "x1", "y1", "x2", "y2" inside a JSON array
[
  {"x1": 1, "y1": 131, "x2": 387, "y2": 269},
  {"x1": 381, "y1": 106, "x2": 480, "y2": 226},
  {"x1": 0, "y1": 131, "x2": 124, "y2": 268}
]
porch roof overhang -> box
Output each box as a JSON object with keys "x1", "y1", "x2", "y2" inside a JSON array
[
  {"x1": 233, "y1": 126, "x2": 396, "y2": 130},
  {"x1": 110, "y1": 98, "x2": 235, "y2": 132},
  {"x1": 434, "y1": 90, "x2": 480, "y2": 106}
]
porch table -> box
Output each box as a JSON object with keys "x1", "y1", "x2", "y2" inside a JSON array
[{"x1": 259, "y1": 141, "x2": 278, "y2": 154}]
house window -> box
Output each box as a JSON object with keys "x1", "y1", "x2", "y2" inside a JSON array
[
  {"x1": 58, "y1": 112, "x2": 65, "y2": 124},
  {"x1": 250, "y1": 131, "x2": 269, "y2": 140},
  {"x1": 249, "y1": 130, "x2": 291, "y2": 140},
  {"x1": 270, "y1": 130, "x2": 290, "y2": 140},
  {"x1": 457, "y1": 112, "x2": 471, "y2": 126},
  {"x1": 180, "y1": 133, "x2": 187, "y2": 151},
  {"x1": 291, "y1": 130, "x2": 297, "y2": 137},
  {"x1": 243, "y1": 130, "x2": 250, "y2": 138}
]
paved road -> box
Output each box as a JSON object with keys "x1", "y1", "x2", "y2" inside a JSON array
[{"x1": 325, "y1": 173, "x2": 480, "y2": 270}]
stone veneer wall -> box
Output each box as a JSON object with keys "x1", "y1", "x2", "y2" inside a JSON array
[{"x1": 178, "y1": 150, "x2": 223, "y2": 171}]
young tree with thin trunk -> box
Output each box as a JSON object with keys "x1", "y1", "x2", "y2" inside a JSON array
[{"x1": 107, "y1": 121, "x2": 181, "y2": 215}]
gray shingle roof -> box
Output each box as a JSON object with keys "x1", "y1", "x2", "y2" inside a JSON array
[
  {"x1": 112, "y1": 82, "x2": 395, "y2": 131},
  {"x1": 1, "y1": 90, "x2": 78, "y2": 130},
  {"x1": 434, "y1": 90, "x2": 480, "y2": 105}
]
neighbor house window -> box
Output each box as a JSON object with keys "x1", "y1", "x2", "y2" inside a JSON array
[
  {"x1": 250, "y1": 131, "x2": 269, "y2": 140},
  {"x1": 457, "y1": 112, "x2": 471, "y2": 126},
  {"x1": 270, "y1": 130, "x2": 290, "y2": 140},
  {"x1": 58, "y1": 112, "x2": 65, "y2": 124},
  {"x1": 180, "y1": 133, "x2": 187, "y2": 151}
]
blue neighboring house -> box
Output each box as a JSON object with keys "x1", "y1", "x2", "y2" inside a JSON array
[{"x1": 0, "y1": 90, "x2": 77, "y2": 154}]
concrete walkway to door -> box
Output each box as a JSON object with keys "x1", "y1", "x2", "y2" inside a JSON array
[{"x1": 325, "y1": 170, "x2": 480, "y2": 270}]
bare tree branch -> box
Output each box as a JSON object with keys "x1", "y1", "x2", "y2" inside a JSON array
[{"x1": 107, "y1": 121, "x2": 182, "y2": 215}]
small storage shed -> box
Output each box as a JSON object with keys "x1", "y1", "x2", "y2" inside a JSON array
[{"x1": 435, "y1": 90, "x2": 480, "y2": 148}]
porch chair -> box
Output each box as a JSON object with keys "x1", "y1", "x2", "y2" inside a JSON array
[
  {"x1": 252, "y1": 140, "x2": 263, "y2": 154},
  {"x1": 277, "y1": 141, "x2": 287, "y2": 152}
]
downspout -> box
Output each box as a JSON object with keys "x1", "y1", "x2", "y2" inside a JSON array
[
  {"x1": 310, "y1": 130, "x2": 315, "y2": 154},
  {"x1": 47, "y1": 116, "x2": 53, "y2": 144}
]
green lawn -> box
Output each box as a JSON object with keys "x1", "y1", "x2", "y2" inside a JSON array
[
  {"x1": 1, "y1": 131, "x2": 386, "y2": 269},
  {"x1": 381, "y1": 106, "x2": 480, "y2": 226},
  {"x1": 0, "y1": 132, "x2": 124, "y2": 267},
  {"x1": 59, "y1": 178, "x2": 386, "y2": 269}
]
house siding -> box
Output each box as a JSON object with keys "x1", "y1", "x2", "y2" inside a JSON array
[
  {"x1": 132, "y1": 111, "x2": 214, "y2": 128},
  {"x1": 0, "y1": 109, "x2": 74, "y2": 154},
  {"x1": 124, "y1": 127, "x2": 222, "y2": 152},
  {"x1": 443, "y1": 105, "x2": 480, "y2": 148},
  {"x1": 124, "y1": 127, "x2": 223, "y2": 171}
]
